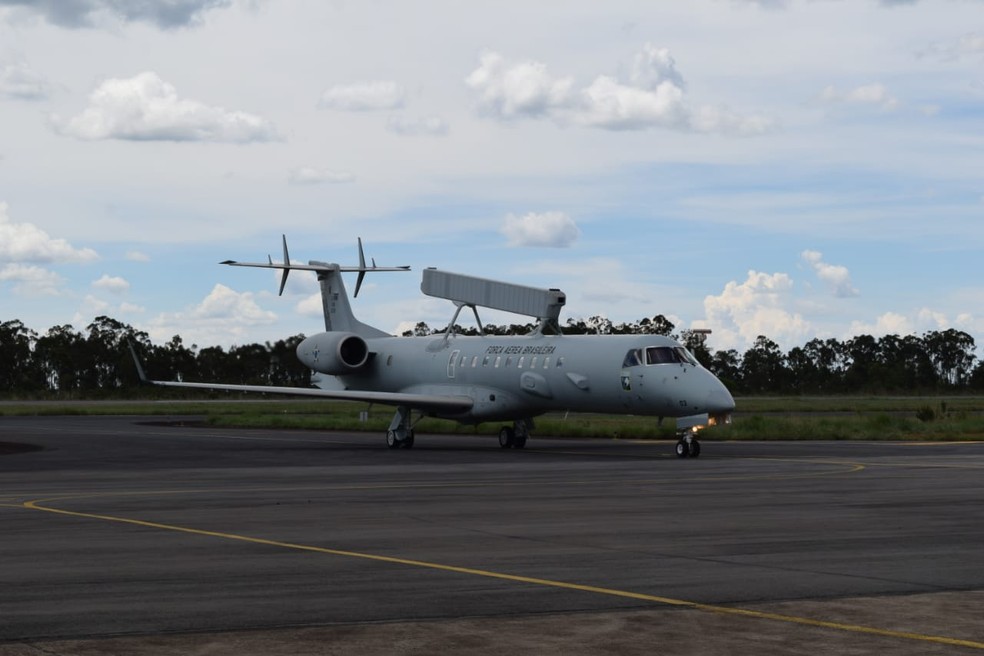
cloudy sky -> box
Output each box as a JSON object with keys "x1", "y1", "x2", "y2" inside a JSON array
[{"x1": 1, "y1": 0, "x2": 982, "y2": 354}]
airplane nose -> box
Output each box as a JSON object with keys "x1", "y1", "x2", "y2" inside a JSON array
[{"x1": 705, "y1": 375, "x2": 735, "y2": 415}]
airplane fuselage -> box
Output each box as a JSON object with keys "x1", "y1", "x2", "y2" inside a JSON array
[{"x1": 298, "y1": 332, "x2": 735, "y2": 425}]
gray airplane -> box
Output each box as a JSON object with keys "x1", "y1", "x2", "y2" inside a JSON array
[{"x1": 133, "y1": 238, "x2": 734, "y2": 457}]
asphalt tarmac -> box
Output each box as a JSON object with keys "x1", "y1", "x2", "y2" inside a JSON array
[{"x1": 1, "y1": 416, "x2": 982, "y2": 655}]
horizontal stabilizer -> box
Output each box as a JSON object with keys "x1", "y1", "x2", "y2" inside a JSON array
[{"x1": 220, "y1": 236, "x2": 409, "y2": 297}]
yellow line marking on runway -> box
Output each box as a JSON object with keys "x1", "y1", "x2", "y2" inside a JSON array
[{"x1": 20, "y1": 496, "x2": 982, "y2": 650}]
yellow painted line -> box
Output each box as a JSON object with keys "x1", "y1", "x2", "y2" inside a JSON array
[{"x1": 21, "y1": 497, "x2": 982, "y2": 650}]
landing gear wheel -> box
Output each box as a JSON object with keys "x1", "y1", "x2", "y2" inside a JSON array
[
  {"x1": 402, "y1": 430, "x2": 415, "y2": 449},
  {"x1": 675, "y1": 439, "x2": 689, "y2": 458},
  {"x1": 386, "y1": 430, "x2": 400, "y2": 449},
  {"x1": 688, "y1": 439, "x2": 701, "y2": 458},
  {"x1": 498, "y1": 427, "x2": 515, "y2": 449}
]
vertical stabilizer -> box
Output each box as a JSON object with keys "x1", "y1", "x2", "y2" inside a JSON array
[{"x1": 313, "y1": 262, "x2": 390, "y2": 337}]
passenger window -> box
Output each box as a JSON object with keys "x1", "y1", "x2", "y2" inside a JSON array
[
  {"x1": 482, "y1": 356, "x2": 490, "y2": 366},
  {"x1": 556, "y1": 357, "x2": 564, "y2": 367},
  {"x1": 494, "y1": 356, "x2": 501, "y2": 368},
  {"x1": 543, "y1": 357, "x2": 550, "y2": 369},
  {"x1": 471, "y1": 356, "x2": 478, "y2": 367},
  {"x1": 386, "y1": 355, "x2": 393, "y2": 366},
  {"x1": 518, "y1": 356, "x2": 525, "y2": 369},
  {"x1": 505, "y1": 357, "x2": 512, "y2": 367},
  {"x1": 530, "y1": 356, "x2": 538, "y2": 369}
]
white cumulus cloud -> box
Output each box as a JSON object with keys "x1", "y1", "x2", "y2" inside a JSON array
[
  {"x1": 0, "y1": 263, "x2": 63, "y2": 295},
  {"x1": 52, "y1": 72, "x2": 279, "y2": 142},
  {"x1": 192, "y1": 284, "x2": 275, "y2": 322},
  {"x1": 848, "y1": 311, "x2": 912, "y2": 338},
  {"x1": 0, "y1": 202, "x2": 98, "y2": 263},
  {"x1": 703, "y1": 270, "x2": 812, "y2": 351},
  {"x1": 465, "y1": 51, "x2": 575, "y2": 120},
  {"x1": 91, "y1": 274, "x2": 130, "y2": 294},
  {"x1": 318, "y1": 81, "x2": 405, "y2": 111},
  {"x1": 801, "y1": 250, "x2": 859, "y2": 298},
  {"x1": 501, "y1": 211, "x2": 580, "y2": 248},
  {"x1": 848, "y1": 307, "x2": 967, "y2": 340},
  {"x1": 145, "y1": 283, "x2": 277, "y2": 346},
  {"x1": 466, "y1": 44, "x2": 774, "y2": 135}
]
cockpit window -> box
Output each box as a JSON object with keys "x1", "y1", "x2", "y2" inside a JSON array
[
  {"x1": 626, "y1": 346, "x2": 700, "y2": 367},
  {"x1": 646, "y1": 347, "x2": 676, "y2": 364},
  {"x1": 622, "y1": 349, "x2": 643, "y2": 367},
  {"x1": 645, "y1": 346, "x2": 699, "y2": 366},
  {"x1": 675, "y1": 347, "x2": 699, "y2": 366}
]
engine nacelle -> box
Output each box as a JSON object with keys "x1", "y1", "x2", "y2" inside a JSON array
[{"x1": 296, "y1": 332, "x2": 370, "y2": 375}]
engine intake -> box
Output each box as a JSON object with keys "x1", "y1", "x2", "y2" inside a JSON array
[{"x1": 297, "y1": 332, "x2": 370, "y2": 375}]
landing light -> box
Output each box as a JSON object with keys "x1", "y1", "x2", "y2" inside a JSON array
[{"x1": 708, "y1": 414, "x2": 733, "y2": 427}]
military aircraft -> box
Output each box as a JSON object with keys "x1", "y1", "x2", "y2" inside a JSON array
[{"x1": 132, "y1": 238, "x2": 734, "y2": 457}]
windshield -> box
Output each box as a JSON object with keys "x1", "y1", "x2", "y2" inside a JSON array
[{"x1": 645, "y1": 346, "x2": 699, "y2": 366}]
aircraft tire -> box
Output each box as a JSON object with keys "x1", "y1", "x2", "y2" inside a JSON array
[
  {"x1": 498, "y1": 427, "x2": 515, "y2": 449},
  {"x1": 402, "y1": 430, "x2": 415, "y2": 449},
  {"x1": 675, "y1": 440, "x2": 689, "y2": 458},
  {"x1": 386, "y1": 430, "x2": 400, "y2": 449},
  {"x1": 688, "y1": 440, "x2": 701, "y2": 458}
]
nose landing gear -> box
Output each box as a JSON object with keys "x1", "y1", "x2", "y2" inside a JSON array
[{"x1": 675, "y1": 431, "x2": 701, "y2": 458}]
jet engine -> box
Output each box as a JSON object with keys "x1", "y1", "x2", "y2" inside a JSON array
[{"x1": 296, "y1": 332, "x2": 370, "y2": 375}]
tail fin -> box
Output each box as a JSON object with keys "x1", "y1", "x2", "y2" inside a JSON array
[{"x1": 221, "y1": 236, "x2": 409, "y2": 338}]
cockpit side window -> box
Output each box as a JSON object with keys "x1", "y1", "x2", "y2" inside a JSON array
[
  {"x1": 622, "y1": 349, "x2": 642, "y2": 367},
  {"x1": 675, "y1": 347, "x2": 699, "y2": 366}
]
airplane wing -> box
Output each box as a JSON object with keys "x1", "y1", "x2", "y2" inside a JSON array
[{"x1": 129, "y1": 345, "x2": 473, "y2": 414}]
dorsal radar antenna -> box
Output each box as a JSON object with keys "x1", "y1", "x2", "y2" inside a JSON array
[
  {"x1": 220, "y1": 235, "x2": 410, "y2": 297},
  {"x1": 420, "y1": 268, "x2": 566, "y2": 339}
]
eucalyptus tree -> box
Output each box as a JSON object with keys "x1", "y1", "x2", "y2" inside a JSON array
[
  {"x1": 0, "y1": 319, "x2": 44, "y2": 394},
  {"x1": 740, "y1": 336, "x2": 786, "y2": 394}
]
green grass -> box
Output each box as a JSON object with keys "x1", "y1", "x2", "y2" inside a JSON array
[{"x1": 2, "y1": 397, "x2": 983, "y2": 441}]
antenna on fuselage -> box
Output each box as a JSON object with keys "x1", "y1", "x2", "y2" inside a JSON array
[{"x1": 420, "y1": 268, "x2": 567, "y2": 339}]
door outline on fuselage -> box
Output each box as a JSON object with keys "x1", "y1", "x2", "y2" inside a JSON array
[{"x1": 448, "y1": 349, "x2": 460, "y2": 379}]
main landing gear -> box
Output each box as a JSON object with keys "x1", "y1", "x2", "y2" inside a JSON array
[
  {"x1": 386, "y1": 406, "x2": 416, "y2": 449},
  {"x1": 498, "y1": 419, "x2": 533, "y2": 449},
  {"x1": 675, "y1": 431, "x2": 701, "y2": 458}
]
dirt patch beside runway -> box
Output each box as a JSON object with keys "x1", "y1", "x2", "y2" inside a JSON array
[{"x1": 2, "y1": 590, "x2": 980, "y2": 656}]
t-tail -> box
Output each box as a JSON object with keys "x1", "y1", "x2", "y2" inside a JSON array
[{"x1": 220, "y1": 236, "x2": 409, "y2": 338}]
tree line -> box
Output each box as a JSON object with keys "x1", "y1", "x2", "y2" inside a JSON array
[{"x1": 1, "y1": 314, "x2": 982, "y2": 398}]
